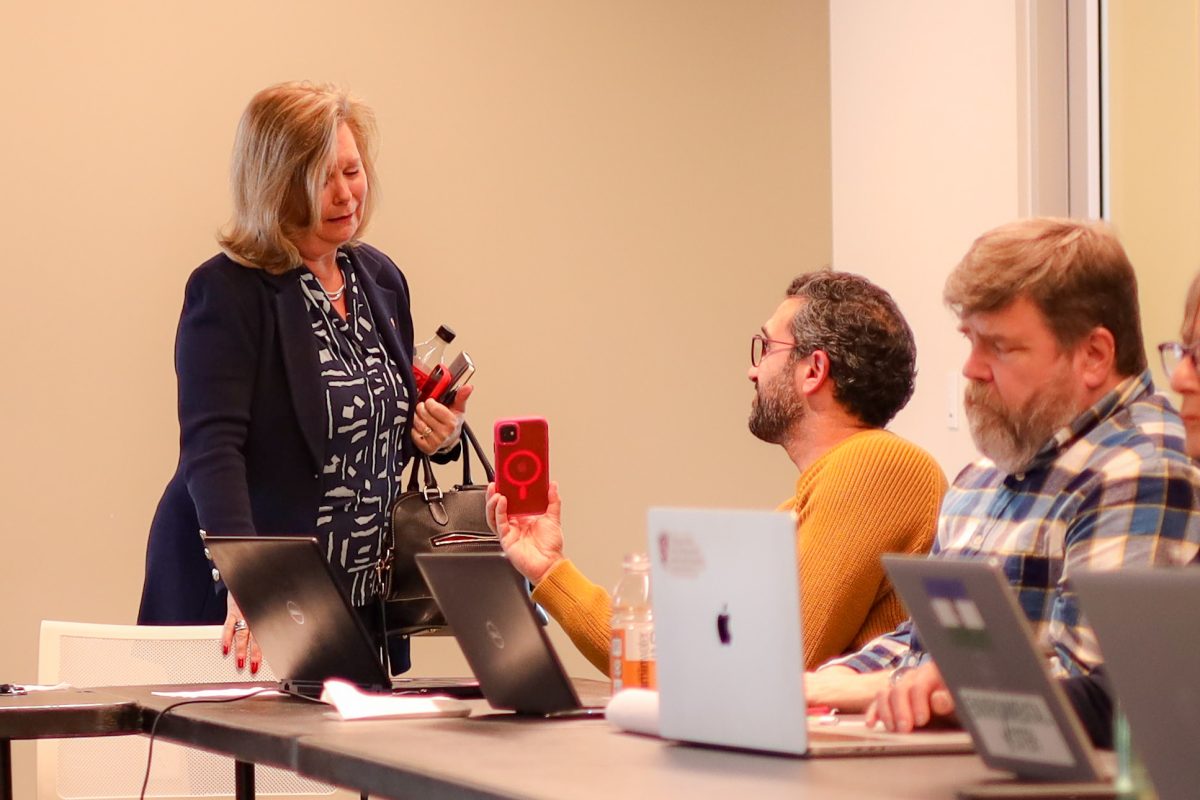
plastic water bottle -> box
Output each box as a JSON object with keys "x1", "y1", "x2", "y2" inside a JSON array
[
  {"x1": 1113, "y1": 705, "x2": 1157, "y2": 799},
  {"x1": 611, "y1": 553, "x2": 656, "y2": 692},
  {"x1": 412, "y1": 324, "x2": 456, "y2": 391}
]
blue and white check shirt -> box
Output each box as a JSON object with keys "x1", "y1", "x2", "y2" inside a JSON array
[{"x1": 826, "y1": 371, "x2": 1200, "y2": 677}]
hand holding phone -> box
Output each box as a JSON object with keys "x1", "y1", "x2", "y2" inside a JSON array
[{"x1": 494, "y1": 416, "x2": 550, "y2": 517}]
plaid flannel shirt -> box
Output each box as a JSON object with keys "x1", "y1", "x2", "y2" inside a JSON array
[{"x1": 825, "y1": 371, "x2": 1200, "y2": 677}]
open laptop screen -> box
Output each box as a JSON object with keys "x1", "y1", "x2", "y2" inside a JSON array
[
  {"x1": 204, "y1": 535, "x2": 394, "y2": 693},
  {"x1": 884, "y1": 555, "x2": 1107, "y2": 783}
]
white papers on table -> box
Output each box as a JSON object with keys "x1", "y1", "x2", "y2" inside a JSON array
[
  {"x1": 9, "y1": 682, "x2": 70, "y2": 693},
  {"x1": 320, "y1": 678, "x2": 470, "y2": 721}
]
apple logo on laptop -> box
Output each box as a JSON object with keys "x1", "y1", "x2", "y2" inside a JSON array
[{"x1": 717, "y1": 604, "x2": 732, "y2": 645}]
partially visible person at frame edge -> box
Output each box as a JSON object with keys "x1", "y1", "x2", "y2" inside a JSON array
[{"x1": 137, "y1": 81, "x2": 470, "y2": 676}]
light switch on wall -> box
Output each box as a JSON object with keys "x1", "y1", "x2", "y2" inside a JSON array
[{"x1": 946, "y1": 371, "x2": 961, "y2": 430}]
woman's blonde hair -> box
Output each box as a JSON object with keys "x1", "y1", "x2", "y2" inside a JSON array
[{"x1": 218, "y1": 81, "x2": 378, "y2": 274}]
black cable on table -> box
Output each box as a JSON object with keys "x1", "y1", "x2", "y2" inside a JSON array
[{"x1": 139, "y1": 688, "x2": 278, "y2": 800}]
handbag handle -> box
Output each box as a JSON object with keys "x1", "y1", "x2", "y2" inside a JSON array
[
  {"x1": 460, "y1": 422, "x2": 496, "y2": 485},
  {"x1": 404, "y1": 421, "x2": 495, "y2": 494}
]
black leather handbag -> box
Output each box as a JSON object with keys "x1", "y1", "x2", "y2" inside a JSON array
[{"x1": 378, "y1": 422, "x2": 500, "y2": 634}]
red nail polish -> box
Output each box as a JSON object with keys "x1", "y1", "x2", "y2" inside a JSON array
[
  {"x1": 250, "y1": 662, "x2": 259, "y2": 675},
  {"x1": 223, "y1": 645, "x2": 229, "y2": 656},
  {"x1": 237, "y1": 657, "x2": 244, "y2": 669}
]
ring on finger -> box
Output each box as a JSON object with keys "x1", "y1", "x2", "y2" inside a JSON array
[{"x1": 233, "y1": 619, "x2": 248, "y2": 632}]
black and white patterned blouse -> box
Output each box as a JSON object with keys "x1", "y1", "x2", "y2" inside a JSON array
[{"x1": 298, "y1": 250, "x2": 410, "y2": 606}]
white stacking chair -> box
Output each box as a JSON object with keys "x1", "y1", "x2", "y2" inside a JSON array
[{"x1": 36, "y1": 620, "x2": 348, "y2": 800}]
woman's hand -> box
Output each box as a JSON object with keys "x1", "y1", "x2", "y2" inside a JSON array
[
  {"x1": 222, "y1": 593, "x2": 262, "y2": 675},
  {"x1": 411, "y1": 385, "x2": 472, "y2": 455},
  {"x1": 486, "y1": 481, "x2": 565, "y2": 585}
]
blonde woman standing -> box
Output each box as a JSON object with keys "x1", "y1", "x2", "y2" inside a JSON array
[{"x1": 138, "y1": 82, "x2": 469, "y2": 676}]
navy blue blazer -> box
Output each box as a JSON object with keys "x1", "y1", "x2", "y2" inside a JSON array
[{"x1": 138, "y1": 243, "x2": 422, "y2": 625}]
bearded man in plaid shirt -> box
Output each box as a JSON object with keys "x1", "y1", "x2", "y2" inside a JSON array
[{"x1": 805, "y1": 218, "x2": 1200, "y2": 730}]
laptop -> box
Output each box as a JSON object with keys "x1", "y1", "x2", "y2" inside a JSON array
[
  {"x1": 1072, "y1": 567, "x2": 1200, "y2": 800},
  {"x1": 884, "y1": 555, "x2": 1116, "y2": 795},
  {"x1": 203, "y1": 535, "x2": 479, "y2": 699},
  {"x1": 415, "y1": 552, "x2": 608, "y2": 716},
  {"x1": 648, "y1": 507, "x2": 974, "y2": 757}
]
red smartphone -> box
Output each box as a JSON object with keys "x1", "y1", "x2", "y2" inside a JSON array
[{"x1": 493, "y1": 416, "x2": 550, "y2": 517}]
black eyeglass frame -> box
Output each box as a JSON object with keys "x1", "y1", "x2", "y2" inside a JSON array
[{"x1": 750, "y1": 334, "x2": 804, "y2": 367}]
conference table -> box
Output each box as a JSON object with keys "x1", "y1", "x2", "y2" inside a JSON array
[
  {"x1": 4, "y1": 681, "x2": 1002, "y2": 799},
  {"x1": 293, "y1": 711, "x2": 994, "y2": 800},
  {"x1": 0, "y1": 688, "x2": 141, "y2": 800}
]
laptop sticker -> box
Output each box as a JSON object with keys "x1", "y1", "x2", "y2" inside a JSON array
[
  {"x1": 656, "y1": 530, "x2": 706, "y2": 578},
  {"x1": 957, "y1": 688, "x2": 1077, "y2": 767},
  {"x1": 922, "y1": 577, "x2": 990, "y2": 649}
]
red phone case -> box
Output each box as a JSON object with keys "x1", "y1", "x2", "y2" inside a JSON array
[{"x1": 493, "y1": 416, "x2": 550, "y2": 517}]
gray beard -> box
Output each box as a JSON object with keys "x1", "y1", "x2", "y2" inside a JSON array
[{"x1": 965, "y1": 380, "x2": 1079, "y2": 474}]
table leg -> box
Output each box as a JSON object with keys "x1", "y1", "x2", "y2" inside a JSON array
[
  {"x1": 234, "y1": 759, "x2": 254, "y2": 800},
  {"x1": 1, "y1": 739, "x2": 11, "y2": 800}
]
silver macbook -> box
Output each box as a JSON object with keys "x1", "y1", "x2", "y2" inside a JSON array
[
  {"x1": 885, "y1": 555, "x2": 1114, "y2": 793},
  {"x1": 1073, "y1": 567, "x2": 1200, "y2": 800},
  {"x1": 649, "y1": 507, "x2": 974, "y2": 757},
  {"x1": 204, "y1": 535, "x2": 479, "y2": 698},
  {"x1": 416, "y1": 552, "x2": 608, "y2": 716}
]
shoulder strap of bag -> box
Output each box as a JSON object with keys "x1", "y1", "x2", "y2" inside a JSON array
[{"x1": 460, "y1": 422, "x2": 496, "y2": 486}]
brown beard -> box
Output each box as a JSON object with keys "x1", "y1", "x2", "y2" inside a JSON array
[
  {"x1": 964, "y1": 372, "x2": 1080, "y2": 473},
  {"x1": 748, "y1": 364, "x2": 807, "y2": 444}
]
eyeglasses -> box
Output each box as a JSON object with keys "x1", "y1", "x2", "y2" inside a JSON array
[
  {"x1": 750, "y1": 334, "x2": 800, "y2": 367},
  {"x1": 1158, "y1": 341, "x2": 1200, "y2": 378}
]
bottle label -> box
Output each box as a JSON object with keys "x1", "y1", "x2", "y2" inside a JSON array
[
  {"x1": 610, "y1": 625, "x2": 656, "y2": 692},
  {"x1": 413, "y1": 364, "x2": 430, "y2": 390}
]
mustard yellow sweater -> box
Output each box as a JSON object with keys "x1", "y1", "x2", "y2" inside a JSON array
[{"x1": 531, "y1": 429, "x2": 947, "y2": 674}]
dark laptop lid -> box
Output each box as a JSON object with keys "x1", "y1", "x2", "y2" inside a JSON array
[
  {"x1": 415, "y1": 553, "x2": 585, "y2": 715},
  {"x1": 1073, "y1": 567, "x2": 1200, "y2": 800},
  {"x1": 204, "y1": 535, "x2": 391, "y2": 694},
  {"x1": 884, "y1": 555, "x2": 1106, "y2": 784}
]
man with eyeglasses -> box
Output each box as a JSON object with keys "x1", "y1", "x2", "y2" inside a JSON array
[
  {"x1": 487, "y1": 271, "x2": 948, "y2": 675},
  {"x1": 806, "y1": 218, "x2": 1200, "y2": 745}
]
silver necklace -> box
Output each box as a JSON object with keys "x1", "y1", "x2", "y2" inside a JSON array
[{"x1": 322, "y1": 280, "x2": 347, "y2": 302}]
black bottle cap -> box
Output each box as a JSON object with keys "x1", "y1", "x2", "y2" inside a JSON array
[{"x1": 436, "y1": 324, "x2": 456, "y2": 343}]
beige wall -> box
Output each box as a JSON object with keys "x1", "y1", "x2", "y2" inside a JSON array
[
  {"x1": 830, "y1": 0, "x2": 1200, "y2": 473},
  {"x1": 829, "y1": 1, "x2": 1027, "y2": 475},
  {"x1": 1108, "y1": 0, "x2": 1200, "y2": 383},
  {"x1": 0, "y1": 2, "x2": 831, "y2": 795}
]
